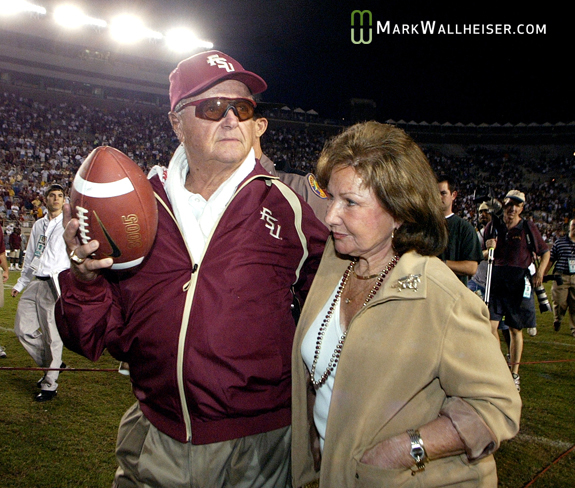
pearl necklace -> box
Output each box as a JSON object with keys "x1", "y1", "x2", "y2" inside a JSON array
[{"x1": 309, "y1": 255, "x2": 399, "y2": 389}]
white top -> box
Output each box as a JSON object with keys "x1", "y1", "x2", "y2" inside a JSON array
[
  {"x1": 14, "y1": 212, "x2": 70, "y2": 293},
  {"x1": 159, "y1": 143, "x2": 256, "y2": 264},
  {"x1": 301, "y1": 282, "x2": 342, "y2": 452}
]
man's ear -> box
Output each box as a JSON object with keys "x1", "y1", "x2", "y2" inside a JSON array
[
  {"x1": 255, "y1": 117, "x2": 268, "y2": 138},
  {"x1": 168, "y1": 112, "x2": 184, "y2": 142}
]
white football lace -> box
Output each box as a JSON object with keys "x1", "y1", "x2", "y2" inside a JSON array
[{"x1": 76, "y1": 206, "x2": 91, "y2": 244}]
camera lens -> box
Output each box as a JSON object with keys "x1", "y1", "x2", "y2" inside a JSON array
[{"x1": 534, "y1": 285, "x2": 552, "y2": 313}]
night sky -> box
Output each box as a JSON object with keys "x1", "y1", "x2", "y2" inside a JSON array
[{"x1": 9, "y1": 0, "x2": 574, "y2": 124}]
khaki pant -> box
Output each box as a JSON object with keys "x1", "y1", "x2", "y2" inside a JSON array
[
  {"x1": 13, "y1": 279, "x2": 62, "y2": 391},
  {"x1": 113, "y1": 402, "x2": 292, "y2": 488},
  {"x1": 552, "y1": 274, "x2": 575, "y2": 334}
]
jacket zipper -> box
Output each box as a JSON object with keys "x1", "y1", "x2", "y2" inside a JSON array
[
  {"x1": 154, "y1": 174, "x2": 280, "y2": 442},
  {"x1": 155, "y1": 193, "x2": 197, "y2": 441}
]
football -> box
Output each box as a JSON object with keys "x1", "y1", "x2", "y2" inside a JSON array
[{"x1": 70, "y1": 146, "x2": 158, "y2": 270}]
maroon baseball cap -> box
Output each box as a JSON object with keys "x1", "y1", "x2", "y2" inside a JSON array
[{"x1": 169, "y1": 50, "x2": 267, "y2": 111}]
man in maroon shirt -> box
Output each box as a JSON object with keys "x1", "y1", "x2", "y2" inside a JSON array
[{"x1": 484, "y1": 190, "x2": 550, "y2": 391}]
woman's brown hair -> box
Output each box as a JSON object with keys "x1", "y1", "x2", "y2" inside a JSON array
[{"x1": 316, "y1": 121, "x2": 447, "y2": 256}]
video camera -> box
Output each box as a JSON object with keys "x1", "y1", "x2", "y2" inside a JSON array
[{"x1": 473, "y1": 187, "x2": 502, "y2": 219}]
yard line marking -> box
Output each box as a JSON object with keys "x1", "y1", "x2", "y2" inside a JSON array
[
  {"x1": 533, "y1": 340, "x2": 575, "y2": 349},
  {"x1": 515, "y1": 433, "x2": 573, "y2": 450},
  {"x1": 0, "y1": 326, "x2": 15, "y2": 333}
]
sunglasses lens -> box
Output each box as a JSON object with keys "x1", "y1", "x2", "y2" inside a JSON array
[
  {"x1": 199, "y1": 99, "x2": 226, "y2": 120},
  {"x1": 197, "y1": 99, "x2": 254, "y2": 121},
  {"x1": 232, "y1": 100, "x2": 255, "y2": 121}
]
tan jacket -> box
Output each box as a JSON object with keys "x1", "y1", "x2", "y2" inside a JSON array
[
  {"x1": 291, "y1": 239, "x2": 521, "y2": 488},
  {"x1": 259, "y1": 153, "x2": 328, "y2": 225}
]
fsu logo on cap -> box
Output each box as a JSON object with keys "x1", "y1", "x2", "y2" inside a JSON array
[{"x1": 206, "y1": 54, "x2": 235, "y2": 72}]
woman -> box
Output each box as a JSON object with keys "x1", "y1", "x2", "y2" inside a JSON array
[{"x1": 291, "y1": 122, "x2": 521, "y2": 487}]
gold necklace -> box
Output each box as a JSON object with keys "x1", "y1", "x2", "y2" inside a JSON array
[
  {"x1": 352, "y1": 269, "x2": 380, "y2": 280},
  {"x1": 344, "y1": 280, "x2": 374, "y2": 304},
  {"x1": 310, "y1": 255, "x2": 399, "y2": 389}
]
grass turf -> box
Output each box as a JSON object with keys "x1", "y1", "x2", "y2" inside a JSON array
[{"x1": 0, "y1": 274, "x2": 573, "y2": 487}]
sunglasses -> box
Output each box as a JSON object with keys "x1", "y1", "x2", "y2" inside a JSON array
[{"x1": 175, "y1": 97, "x2": 256, "y2": 121}]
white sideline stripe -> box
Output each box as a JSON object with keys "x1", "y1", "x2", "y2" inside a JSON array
[
  {"x1": 0, "y1": 326, "x2": 14, "y2": 334},
  {"x1": 536, "y1": 340, "x2": 575, "y2": 349},
  {"x1": 515, "y1": 433, "x2": 573, "y2": 450},
  {"x1": 73, "y1": 173, "x2": 134, "y2": 198}
]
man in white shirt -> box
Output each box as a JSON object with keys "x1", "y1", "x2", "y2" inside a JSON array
[{"x1": 12, "y1": 184, "x2": 69, "y2": 402}]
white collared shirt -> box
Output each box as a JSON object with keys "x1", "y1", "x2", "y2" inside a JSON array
[
  {"x1": 14, "y1": 212, "x2": 70, "y2": 293},
  {"x1": 163, "y1": 144, "x2": 256, "y2": 264}
]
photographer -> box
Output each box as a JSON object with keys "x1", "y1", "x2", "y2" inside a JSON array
[
  {"x1": 544, "y1": 218, "x2": 575, "y2": 337},
  {"x1": 484, "y1": 190, "x2": 550, "y2": 392},
  {"x1": 468, "y1": 201, "x2": 492, "y2": 297},
  {"x1": 469, "y1": 201, "x2": 512, "y2": 359}
]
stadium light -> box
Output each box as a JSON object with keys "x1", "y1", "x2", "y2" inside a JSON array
[
  {"x1": 109, "y1": 14, "x2": 162, "y2": 44},
  {"x1": 165, "y1": 28, "x2": 214, "y2": 52},
  {"x1": 0, "y1": 0, "x2": 46, "y2": 16},
  {"x1": 54, "y1": 5, "x2": 107, "y2": 29}
]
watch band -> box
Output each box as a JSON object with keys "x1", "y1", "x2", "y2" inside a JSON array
[{"x1": 407, "y1": 429, "x2": 427, "y2": 474}]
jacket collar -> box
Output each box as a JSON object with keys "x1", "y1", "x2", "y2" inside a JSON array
[
  {"x1": 299, "y1": 238, "x2": 430, "y2": 339},
  {"x1": 323, "y1": 238, "x2": 430, "y2": 304}
]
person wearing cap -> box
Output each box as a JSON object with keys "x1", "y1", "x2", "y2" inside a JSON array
[
  {"x1": 55, "y1": 50, "x2": 327, "y2": 487},
  {"x1": 468, "y1": 201, "x2": 491, "y2": 297},
  {"x1": 437, "y1": 175, "x2": 483, "y2": 285},
  {"x1": 12, "y1": 183, "x2": 69, "y2": 402},
  {"x1": 468, "y1": 201, "x2": 511, "y2": 360},
  {"x1": 253, "y1": 110, "x2": 328, "y2": 225},
  {"x1": 484, "y1": 189, "x2": 550, "y2": 392}
]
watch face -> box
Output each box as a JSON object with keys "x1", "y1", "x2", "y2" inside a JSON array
[{"x1": 411, "y1": 446, "x2": 425, "y2": 460}]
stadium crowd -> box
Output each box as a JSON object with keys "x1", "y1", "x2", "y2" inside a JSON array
[{"x1": 0, "y1": 89, "x2": 573, "y2": 247}]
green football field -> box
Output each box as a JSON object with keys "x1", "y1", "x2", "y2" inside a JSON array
[{"x1": 1, "y1": 274, "x2": 573, "y2": 488}]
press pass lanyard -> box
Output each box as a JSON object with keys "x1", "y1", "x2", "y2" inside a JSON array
[{"x1": 30, "y1": 220, "x2": 56, "y2": 272}]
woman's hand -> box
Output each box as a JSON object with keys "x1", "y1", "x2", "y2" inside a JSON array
[
  {"x1": 360, "y1": 433, "x2": 413, "y2": 469},
  {"x1": 360, "y1": 416, "x2": 466, "y2": 470}
]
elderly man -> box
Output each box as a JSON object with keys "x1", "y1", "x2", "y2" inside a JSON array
[
  {"x1": 484, "y1": 190, "x2": 550, "y2": 392},
  {"x1": 545, "y1": 219, "x2": 575, "y2": 337},
  {"x1": 56, "y1": 50, "x2": 328, "y2": 488}
]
